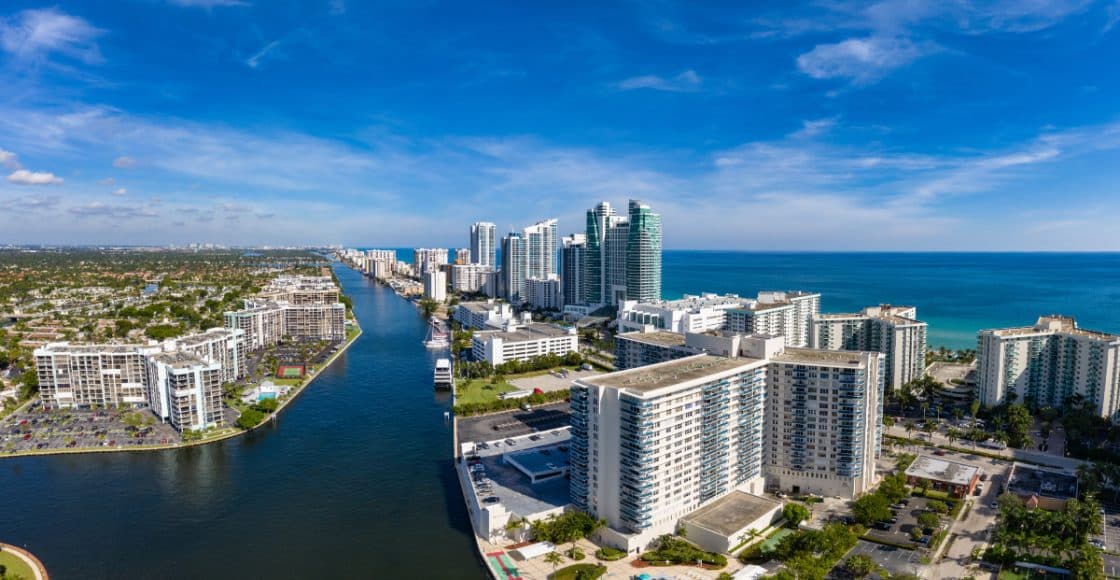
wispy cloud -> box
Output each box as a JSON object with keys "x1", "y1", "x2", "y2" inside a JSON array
[
  {"x1": 113, "y1": 156, "x2": 137, "y2": 169},
  {"x1": 112, "y1": 187, "x2": 127, "y2": 196},
  {"x1": 7, "y1": 169, "x2": 63, "y2": 185},
  {"x1": 0, "y1": 148, "x2": 20, "y2": 169},
  {"x1": 0, "y1": 8, "x2": 104, "y2": 64},
  {"x1": 797, "y1": 36, "x2": 938, "y2": 84},
  {"x1": 246, "y1": 40, "x2": 282, "y2": 69},
  {"x1": 615, "y1": 70, "x2": 702, "y2": 92},
  {"x1": 166, "y1": 0, "x2": 250, "y2": 8},
  {"x1": 67, "y1": 201, "x2": 158, "y2": 218}
]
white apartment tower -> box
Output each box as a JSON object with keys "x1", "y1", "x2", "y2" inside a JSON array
[
  {"x1": 571, "y1": 335, "x2": 883, "y2": 550},
  {"x1": 470, "y1": 222, "x2": 497, "y2": 268},
  {"x1": 811, "y1": 305, "x2": 928, "y2": 391},
  {"x1": 725, "y1": 291, "x2": 820, "y2": 347},
  {"x1": 147, "y1": 352, "x2": 225, "y2": 431},
  {"x1": 977, "y1": 316, "x2": 1120, "y2": 417}
]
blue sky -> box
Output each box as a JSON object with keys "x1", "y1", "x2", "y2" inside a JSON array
[{"x1": 1, "y1": 0, "x2": 1119, "y2": 250}]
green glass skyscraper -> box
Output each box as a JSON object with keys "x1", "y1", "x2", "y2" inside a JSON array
[{"x1": 625, "y1": 199, "x2": 661, "y2": 303}]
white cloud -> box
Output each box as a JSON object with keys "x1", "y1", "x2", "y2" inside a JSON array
[
  {"x1": 797, "y1": 36, "x2": 936, "y2": 83},
  {"x1": 0, "y1": 147, "x2": 20, "y2": 169},
  {"x1": 246, "y1": 40, "x2": 282, "y2": 69},
  {"x1": 615, "y1": 70, "x2": 702, "y2": 92},
  {"x1": 166, "y1": 0, "x2": 250, "y2": 7},
  {"x1": 112, "y1": 187, "x2": 127, "y2": 196},
  {"x1": 0, "y1": 8, "x2": 104, "y2": 64},
  {"x1": 7, "y1": 169, "x2": 63, "y2": 185},
  {"x1": 789, "y1": 118, "x2": 837, "y2": 139},
  {"x1": 113, "y1": 156, "x2": 137, "y2": 169}
]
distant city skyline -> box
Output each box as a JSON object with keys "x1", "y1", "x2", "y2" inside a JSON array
[{"x1": 1, "y1": 2, "x2": 1120, "y2": 249}]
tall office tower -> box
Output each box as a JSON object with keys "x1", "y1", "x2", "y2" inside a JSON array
[
  {"x1": 811, "y1": 305, "x2": 927, "y2": 391},
  {"x1": 763, "y1": 348, "x2": 884, "y2": 498},
  {"x1": 585, "y1": 201, "x2": 624, "y2": 306},
  {"x1": 570, "y1": 351, "x2": 772, "y2": 548},
  {"x1": 561, "y1": 234, "x2": 587, "y2": 307},
  {"x1": 524, "y1": 218, "x2": 559, "y2": 280},
  {"x1": 626, "y1": 200, "x2": 662, "y2": 303},
  {"x1": 501, "y1": 233, "x2": 526, "y2": 304},
  {"x1": 470, "y1": 222, "x2": 496, "y2": 267},
  {"x1": 977, "y1": 316, "x2": 1120, "y2": 417}
]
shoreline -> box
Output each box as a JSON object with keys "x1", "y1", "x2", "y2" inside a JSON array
[
  {"x1": 0, "y1": 541, "x2": 49, "y2": 580},
  {"x1": 0, "y1": 317, "x2": 363, "y2": 462}
]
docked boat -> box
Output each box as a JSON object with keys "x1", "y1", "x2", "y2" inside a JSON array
[
  {"x1": 434, "y1": 358, "x2": 453, "y2": 389},
  {"x1": 423, "y1": 317, "x2": 450, "y2": 349}
]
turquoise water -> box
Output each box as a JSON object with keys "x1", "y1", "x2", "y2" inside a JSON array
[
  {"x1": 661, "y1": 252, "x2": 1120, "y2": 350},
  {"x1": 383, "y1": 248, "x2": 1120, "y2": 349}
]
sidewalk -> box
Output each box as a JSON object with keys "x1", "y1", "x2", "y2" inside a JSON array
[{"x1": 0, "y1": 542, "x2": 49, "y2": 580}]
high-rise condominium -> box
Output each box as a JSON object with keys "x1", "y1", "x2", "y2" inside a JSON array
[
  {"x1": 626, "y1": 200, "x2": 662, "y2": 303},
  {"x1": 811, "y1": 305, "x2": 927, "y2": 391},
  {"x1": 470, "y1": 222, "x2": 496, "y2": 268},
  {"x1": 977, "y1": 316, "x2": 1120, "y2": 417},
  {"x1": 584, "y1": 200, "x2": 662, "y2": 307},
  {"x1": 501, "y1": 232, "x2": 526, "y2": 303},
  {"x1": 570, "y1": 335, "x2": 883, "y2": 550},
  {"x1": 561, "y1": 234, "x2": 587, "y2": 307},
  {"x1": 524, "y1": 218, "x2": 559, "y2": 280}
]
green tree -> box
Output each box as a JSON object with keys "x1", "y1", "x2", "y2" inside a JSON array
[
  {"x1": 1005, "y1": 404, "x2": 1033, "y2": 449},
  {"x1": 236, "y1": 408, "x2": 266, "y2": 429},
  {"x1": 970, "y1": 398, "x2": 981, "y2": 418},
  {"x1": 917, "y1": 512, "x2": 940, "y2": 530},
  {"x1": 419, "y1": 298, "x2": 440, "y2": 317},
  {"x1": 927, "y1": 500, "x2": 948, "y2": 514},
  {"x1": 852, "y1": 493, "x2": 892, "y2": 525},
  {"x1": 544, "y1": 551, "x2": 563, "y2": 571},
  {"x1": 783, "y1": 503, "x2": 811, "y2": 527},
  {"x1": 845, "y1": 554, "x2": 878, "y2": 578}
]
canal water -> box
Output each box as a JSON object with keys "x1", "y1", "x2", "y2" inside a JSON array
[{"x1": 0, "y1": 264, "x2": 485, "y2": 578}]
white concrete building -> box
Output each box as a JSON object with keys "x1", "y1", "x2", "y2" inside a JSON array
[
  {"x1": 146, "y1": 352, "x2": 225, "y2": 431},
  {"x1": 470, "y1": 221, "x2": 497, "y2": 268},
  {"x1": 35, "y1": 342, "x2": 160, "y2": 409},
  {"x1": 725, "y1": 291, "x2": 820, "y2": 348},
  {"x1": 525, "y1": 277, "x2": 562, "y2": 311},
  {"x1": 471, "y1": 321, "x2": 579, "y2": 366},
  {"x1": 170, "y1": 327, "x2": 247, "y2": 382},
  {"x1": 423, "y1": 269, "x2": 447, "y2": 302},
  {"x1": 764, "y1": 347, "x2": 884, "y2": 498},
  {"x1": 617, "y1": 293, "x2": 757, "y2": 334},
  {"x1": 811, "y1": 305, "x2": 927, "y2": 391},
  {"x1": 450, "y1": 264, "x2": 492, "y2": 294},
  {"x1": 413, "y1": 248, "x2": 448, "y2": 275},
  {"x1": 978, "y1": 316, "x2": 1120, "y2": 417},
  {"x1": 571, "y1": 335, "x2": 883, "y2": 551},
  {"x1": 453, "y1": 300, "x2": 515, "y2": 330}
]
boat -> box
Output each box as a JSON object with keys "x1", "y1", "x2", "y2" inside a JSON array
[
  {"x1": 423, "y1": 317, "x2": 450, "y2": 349},
  {"x1": 434, "y1": 358, "x2": 453, "y2": 390}
]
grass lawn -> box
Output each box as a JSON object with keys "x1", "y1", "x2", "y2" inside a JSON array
[
  {"x1": 0, "y1": 549, "x2": 36, "y2": 579},
  {"x1": 551, "y1": 563, "x2": 606, "y2": 580},
  {"x1": 760, "y1": 528, "x2": 795, "y2": 553},
  {"x1": 269, "y1": 377, "x2": 304, "y2": 387},
  {"x1": 998, "y1": 571, "x2": 1029, "y2": 580},
  {"x1": 456, "y1": 378, "x2": 518, "y2": 405}
]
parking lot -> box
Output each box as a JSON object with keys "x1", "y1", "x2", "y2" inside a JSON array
[
  {"x1": 1, "y1": 402, "x2": 180, "y2": 453},
  {"x1": 1102, "y1": 553, "x2": 1120, "y2": 577},
  {"x1": 842, "y1": 540, "x2": 924, "y2": 578},
  {"x1": 1095, "y1": 501, "x2": 1120, "y2": 554},
  {"x1": 508, "y1": 368, "x2": 600, "y2": 394},
  {"x1": 863, "y1": 496, "x2": 945, "y2": 547},
  {"x1": 457, "y1": 402, "x2": 571, "y2": 443}
]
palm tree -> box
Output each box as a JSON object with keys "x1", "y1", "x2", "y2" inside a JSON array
[
  {"x1": 920, "y1": 402, "x2": 930, "y2": 420},
  {"x1": 544, "y1": 551, "x2": 563, "y2": 571},
  {"x1": 905, "y1": 421, "x2": 917, "y2": 439}
]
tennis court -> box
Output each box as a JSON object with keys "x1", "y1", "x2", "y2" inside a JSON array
[
  {"x1": 485, "y1": 552, "x2": 522, "y2": 579},
  {"x1": 277, "y1": 365, "x2": 305, "y2": 379}
]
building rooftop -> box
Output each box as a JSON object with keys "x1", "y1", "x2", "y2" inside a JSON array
[
  {"x1": 617, "y1": 331, "x2": 688, "y2": 347},
  {"x1": 905, "y1": 455, "x2": 980, "y2": 486},
  {"x1": 459, "y1": 301, "x2": 502, "y2": 313},
  {"x1": 176, "y1": 328, "x2": 237, "y2": 346},
  {"x1": 772, "y1": 347, "x2": 869, "y2": 367},
  {"x1": 477, "y1": 323, "x2": 575, "y2": 343},
  {"x1": 986, "y1": 316, "x2": 1120, "y2": 342},
  {"x1": 579, "y1": 354, "x2": 764, "y2": 393},
  {"x1": 35, "y1": 342, "x2": 150, "y2": 355},
  {"x1": 1007, "y1": 463, "x2": 1078, "y2": 500},
  {"x1": 682, "y1": 490, "x2": 782, "y2": 537},
  {"x1": 151, "y1": 351, "x2": 214, "y2": 369}
]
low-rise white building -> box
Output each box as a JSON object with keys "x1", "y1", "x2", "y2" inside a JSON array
[
  {"x1": 525, "y1": 277, "x2": 562, "y2": 311},
  {"x1": 453, "y1": 300, "x2": 514, "y2": 330},
  {"x1": 617, "y1": 293, "x2": 757, "y2": 334},
  {"x1": 471, "y1": 320, "x2": 579, "y2": 366}
]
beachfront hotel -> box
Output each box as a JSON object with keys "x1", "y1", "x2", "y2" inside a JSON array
[
  {"x1": 570, "y1": 334, "x2": 883, "y2": 551},
  {"x1": 977, "y1": 316, "x2": 1120, "y2": 417},
  {"x1": 810, "y1": 305, "x2": 928, "y2": 391}
]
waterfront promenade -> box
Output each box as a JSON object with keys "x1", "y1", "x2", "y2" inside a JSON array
[{"x1": 0, "y1": 543, "x2": 48, "y2": 580}]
